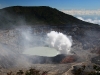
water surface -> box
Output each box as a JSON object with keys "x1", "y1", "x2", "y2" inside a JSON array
[{"x1": 23, "y1": 47, "x2": 59, "y2": 57}]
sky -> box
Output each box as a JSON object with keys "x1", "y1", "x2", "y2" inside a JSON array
[{"x1": 0, "y1": 0, "x2": 100, "y2": 10}]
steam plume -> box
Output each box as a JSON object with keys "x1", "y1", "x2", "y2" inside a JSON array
[{"x1": 47, "y1": 31, "x2": 72, "y2": 54}]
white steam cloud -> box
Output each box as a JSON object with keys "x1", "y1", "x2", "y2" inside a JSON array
[
  {"x1": 0, "y1": 25, "x2": 35, "y2": 68},
  {"x1": 47, "y1": 31, "x2": 72, "y2": 54},
  {"x1": 61, "y1": 9, "x2": 100, "y2": 15},
  {"x1": 77, "y1": 16, "x2": 100, "y2": 25},
  {"x1": 15, "y1": 25, "x2": 33, "y2": 50}
]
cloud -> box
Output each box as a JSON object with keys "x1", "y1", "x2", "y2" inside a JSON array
[
  {"x1": 61, "y1": 9, "x2": 100, "y2": 15},
  {"x1": 77, "y1": 16, "x2": 100, "y2": 25}
]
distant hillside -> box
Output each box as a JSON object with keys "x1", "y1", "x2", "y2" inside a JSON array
[{"x1": 0, "y1": 6, "x2": 99, "y2": 29}]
